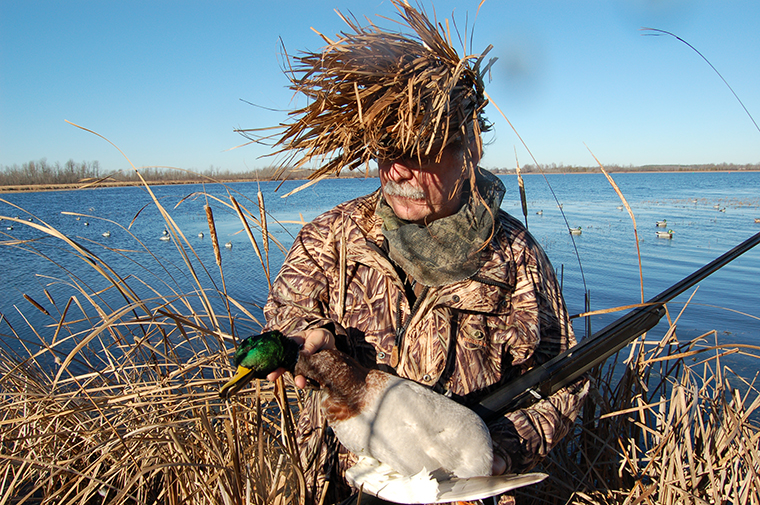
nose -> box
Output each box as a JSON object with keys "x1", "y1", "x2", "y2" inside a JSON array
[{"x1": 382, "y1": 159, "x2": 415, "y2": 183}]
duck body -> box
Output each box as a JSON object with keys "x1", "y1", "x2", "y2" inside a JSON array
[
  {"x1": 294, "y1": 348, "x2": 493, "y2": 480},
  {"x1": 656, "y1": 229, "x2": 674, "y2": 239},
  {"x1": 569, "y1": 226, "x2": 582, "y2": 235},
  {"x1": 656, "y1": 220, "x2": 667, "y2": 227},
  {"x1": 220, "y1": 331, "x2": 544, "y2": 503}
]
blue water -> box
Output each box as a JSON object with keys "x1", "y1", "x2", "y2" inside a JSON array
[{"x1": 1, "y1": 171, "x2": 759, "y2": 374}]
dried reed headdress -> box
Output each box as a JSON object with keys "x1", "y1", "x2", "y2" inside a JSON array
[{"x1": 239, "y1": 0, "x2": 495, "y2": 181}]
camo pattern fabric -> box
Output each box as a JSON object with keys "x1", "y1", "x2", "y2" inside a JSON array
[{"x1": 263, "y1": 188, "x2": 588, "y2": 505}]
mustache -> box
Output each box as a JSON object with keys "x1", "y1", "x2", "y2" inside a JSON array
[{"x1": 383, "y1": 180, "x2": 426, "y2": 200}]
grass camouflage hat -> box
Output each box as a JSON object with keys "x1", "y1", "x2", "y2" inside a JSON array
[{"x1": 239, "y1": 0, "x2": 495, "y2": 181}]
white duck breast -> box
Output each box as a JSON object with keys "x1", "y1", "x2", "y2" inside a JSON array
[
  {"x1": 295, "y1": 349, "x2": 492, "y2": 478},
  {"x1": 331, "y1": 371, "x2": 493, "y2": 478}
]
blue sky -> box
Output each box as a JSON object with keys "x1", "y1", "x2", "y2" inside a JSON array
[{"x1": 1, "y1": 1, "x2": 759, "y2": 176}]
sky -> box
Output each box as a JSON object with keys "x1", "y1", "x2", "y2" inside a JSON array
[{"x1": 1, "y1": 0, "x2": 759, "y2": 176}]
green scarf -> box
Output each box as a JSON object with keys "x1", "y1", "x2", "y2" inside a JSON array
[{"x1": 376, "y1": 169, "x2": 506, "y2": 287}]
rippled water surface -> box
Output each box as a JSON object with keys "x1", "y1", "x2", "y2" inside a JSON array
[{"x1": 2, "y1": 171, "x2": 759, "y2": 373}]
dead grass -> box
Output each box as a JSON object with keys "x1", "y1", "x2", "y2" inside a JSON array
[{"x1": 1, "y1": 176, "x2": 758, "y2": 504}]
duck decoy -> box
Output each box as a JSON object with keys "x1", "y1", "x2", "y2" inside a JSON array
[
  {"x1": 162, "y1": 229, "x2": 169, "y2": 236},
  {"x1": 656, "y1": 229, "x2": 674, "y2": 239},
  {"x1": 656, "y1": 220, "x2": 667, "y2": 227},
  {"x1": 159, "y1": 235, "x2": 171, "y2": 241},
  {"x1": 569, "y1": 226, "x2": 582, "y2": 235},
  {"x1": 102, "y1": 231, "x2": 111, "y2": 238},
  {"x1": 220, "y1": 331, "x2": 547, "y2": 503},
  {"x1": 755, "y1": 218, "x2": 760, "y2": 223},
  {"x1": 535, "y1": 210, "x2": 543, "y2": 215},
  {"x1": 84, "y1": 222, "x2": 89, "y2": 226},
  {"x1": 225, "y1": 241, "x2": 233, "y2": 249},
  {"x1": 198, "y1": 232, "x2": 204, "y2": 238}
]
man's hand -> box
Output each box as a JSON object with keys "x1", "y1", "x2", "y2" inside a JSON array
[
  {"x1": 265, "y1": 328, "x2": 336, "y2": 388},
  {"x1": 492, "y1": 455, "x2": 507, "y2": 476}
]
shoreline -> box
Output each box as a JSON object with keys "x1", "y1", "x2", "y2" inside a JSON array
[{"x1": 2, "y1": 169, "x2": 759, "y2": 194}]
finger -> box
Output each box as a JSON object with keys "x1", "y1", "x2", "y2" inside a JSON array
[
  {"x1": 266, "y1": 367, "x2": 286, "y2": 382},
  {"x1": 294, "y1": 375, "x2": 308, "y2": 389}
]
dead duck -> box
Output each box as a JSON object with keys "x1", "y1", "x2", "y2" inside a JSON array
[{"x1": 220, "y1": 331, "x2": 546, "y2": 503}]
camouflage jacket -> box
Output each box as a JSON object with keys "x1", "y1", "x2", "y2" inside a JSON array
[{"x1": 263, "y1": 189, "x2": 588, "y2": 504}]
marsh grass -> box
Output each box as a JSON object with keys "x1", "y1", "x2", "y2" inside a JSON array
[{"x1": 1, "y1": 174, "x2": 759, "y2": 505}]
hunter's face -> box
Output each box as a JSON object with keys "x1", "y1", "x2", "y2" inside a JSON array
[{"x1": 378, "y1": 143, "x2": 476, "y2": 224}]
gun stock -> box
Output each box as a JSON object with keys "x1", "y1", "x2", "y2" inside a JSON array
[{"x1": 474, "y1": 231, "x2": 760, "y2": 423}]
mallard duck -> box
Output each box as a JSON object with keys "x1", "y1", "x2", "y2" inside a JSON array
[
  {"x1": 159, "y1": 234, "x2": 171, "y2": 241},
  {"x1": 220, "y1": 331, "x2": 546, "y2": 503},
  {"x1": 535, "y1": 210, "x2": 543, "y2": 215},
  {"x1": 569, "y1": 226, "x2": 582, "y2": 235},
  {"x1": 102, "y1": 231, "x2": 111, "y2": 238},
  {"x1": 198, "y1": 232, "x2": 205, "y2": 238},
  {"x1": 656, "y1": 229, "x2": 674, "y2": 239},
  {"x1": 656, "y1": 219, "x2": 667, "y2": 227},
  {"x1": 225, "y1": 241, "x2": 233, "y2": 249}
]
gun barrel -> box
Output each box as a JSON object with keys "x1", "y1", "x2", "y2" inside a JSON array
[{"x1": 475, "y1": 231, "x2": 760, "y2": 422}]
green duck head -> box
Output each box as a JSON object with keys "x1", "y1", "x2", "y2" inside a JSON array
[{"x1": 219, "y1": 330, "x2": 300, "y2": 399}]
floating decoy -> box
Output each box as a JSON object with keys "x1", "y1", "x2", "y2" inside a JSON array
[
  {"x1": 84, "y1": 222, "x2": 89, "y2": 226},
  {"x1": 6, "y1": 226, "x2": 12, "y2": 231},
  {"x1": 535, "y1": 210, "x2": 543, "y2": 215},
  {"x1": 159, "y1": 235, "x2": 171, "y2": 241},
  {"x1": 616, "y1": 205, "x2": 624, "y2": 210},
  {"x1": 569, "y1": 226, "x2": 582, "y2": 235},
  {"x1": 76, "y1": 217, "x2": 81, "y2": 221},
  {"x1": 755, "y1": 218, "x2": 760, "y2": 223},
  {"x1": 656, "y1": 220, "x2": 667, "y2": 227},
  {"x1": 656, "y1": 229, "x2": 674, "y2": 239},
  {"x1": 225, "y1": 241, "x2": 232, "y2": 249},
  {"x1": 220, "y1": 331, "x2": 546, "y2": 503},
  {"x1": 102, "y1": 231, "x2": 111, "y2": 238},
  {"x1": 162, "y1": 229, "x2": 169, "y2": 236},
  {"x1": 198, "y1": 232, "x2": 204, "y2": 238}
]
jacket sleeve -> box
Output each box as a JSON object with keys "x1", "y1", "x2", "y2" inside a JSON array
[{"x1": 487, "y1": 223, "x2": 589, "y2": 474}]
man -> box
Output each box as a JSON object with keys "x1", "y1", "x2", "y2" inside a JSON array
[{"x1": 256, "y1": 3, "x2": 588, "y2": 504}]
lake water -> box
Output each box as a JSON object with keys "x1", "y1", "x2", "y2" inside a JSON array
[{"x1": 1, "y1": 171, "x2": 759, "y2": 375}]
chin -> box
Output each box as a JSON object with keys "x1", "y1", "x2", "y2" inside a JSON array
[{"x1": 388, "y1": 199, "x2": 430, "y2": 223}]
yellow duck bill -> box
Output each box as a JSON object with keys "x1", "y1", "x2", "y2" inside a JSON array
[{"x1": 219, "y1": 366, "x2": 257, "y2": 399}]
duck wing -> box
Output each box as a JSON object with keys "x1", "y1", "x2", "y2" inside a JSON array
[{"x1": 346, "y1": 456, "x2": 546, "y2": 504}]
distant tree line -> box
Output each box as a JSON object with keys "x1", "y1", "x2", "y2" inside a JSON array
[
  {"x1": 0, "y1": 159, "x2": 380, "y2": 187},
  {"x1": 0, "y1": 159, "x2": 103, "y2": 186},
  {"x1": 489, "y1": 162, "x2": 760, "y2": 174},
  {"x1": 2, "y1": 158, "x2": 758, "y2": 188}
]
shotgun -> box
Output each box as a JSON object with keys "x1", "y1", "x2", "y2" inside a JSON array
[{"x1": 473, "y1": 230, "x2": 760, "y2": 423}]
